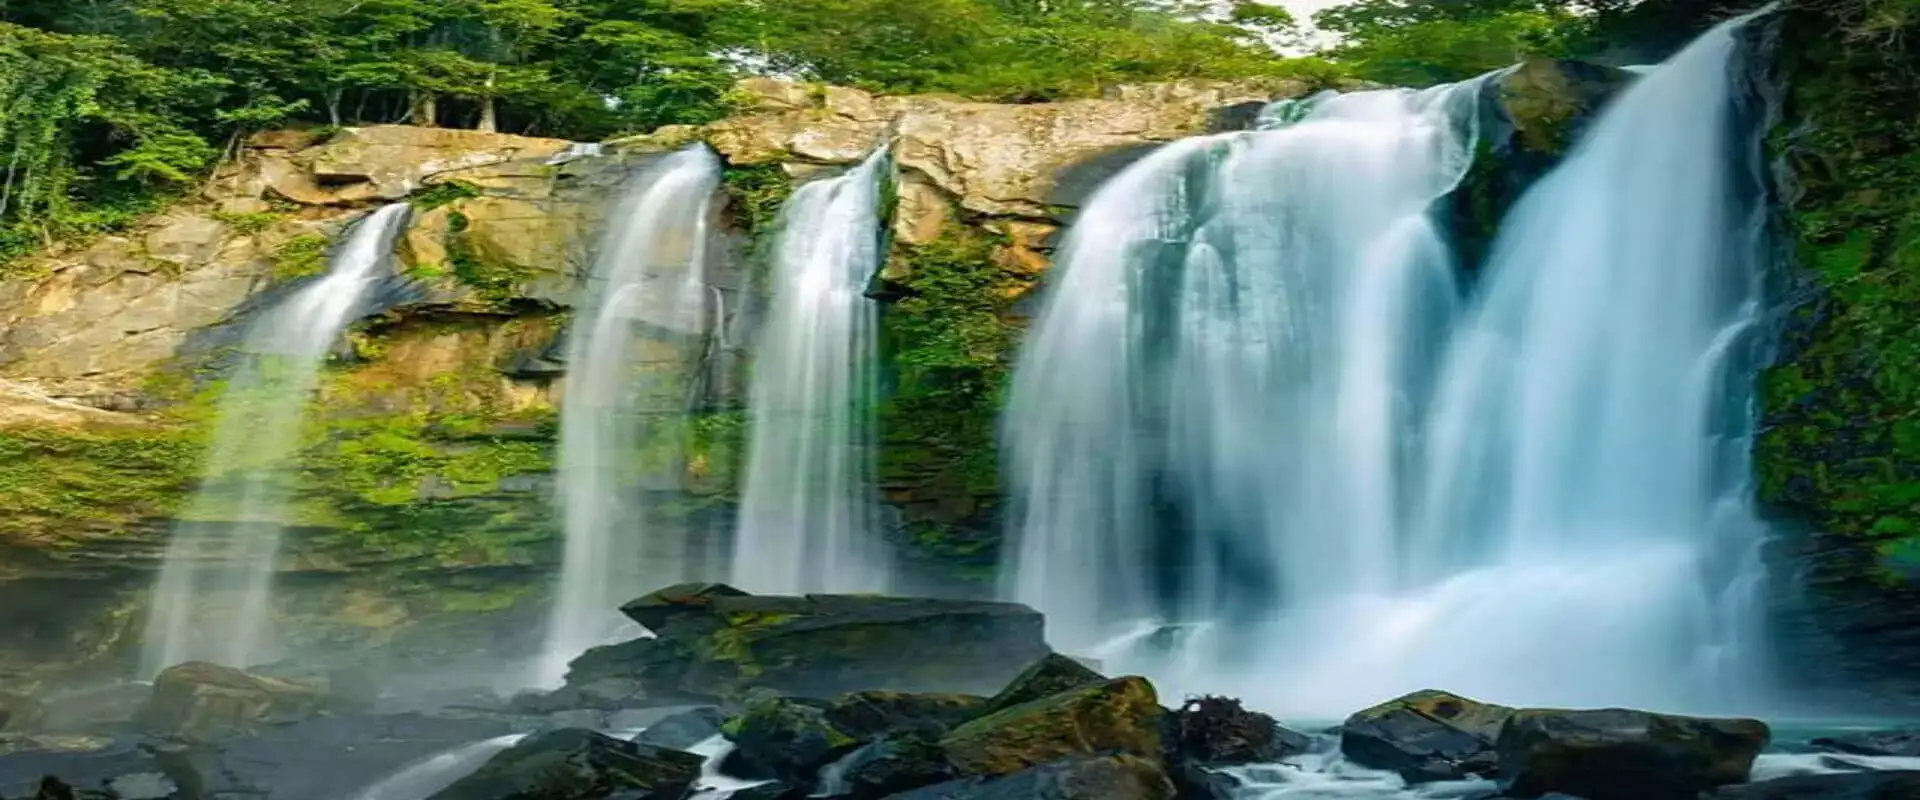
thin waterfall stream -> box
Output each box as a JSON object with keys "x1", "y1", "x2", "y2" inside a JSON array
[
  {"x1": 141, "y1": 203, "x2": 412, "y2": 676},
  {"x1": 538, "y1": 145, "x2": 723, "y2": 686},
  {"x1": 1003, "y1": 10, "x2": 1777, "y2": 717},
  {"x1": 731, "y1": 150, "x2": 892, "y2": 595}
]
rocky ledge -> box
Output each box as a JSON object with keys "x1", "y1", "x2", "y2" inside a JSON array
[{"x1": 1, "y1": 586, "x2": 1912, "y2": 800}]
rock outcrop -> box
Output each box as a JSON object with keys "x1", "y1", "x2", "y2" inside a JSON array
[
  {"x1": 1339, "y1": 689, "x2": 1515, "y2": 783},
  {"x1": 1495, "y1": 708, "x2": 1770, "y2": 800}
]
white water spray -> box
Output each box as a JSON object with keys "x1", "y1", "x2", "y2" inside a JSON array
[
  {"x1": 1004, "y1": 11, "x2": 1775, "y2": 716},
  {"x1": 731, "y1": 150, "x2": 891, "y2": 594},
  {"x1": 141, "y1": 203, "x2": 410, "y2": 676},
  {"x1": 539, "y1": 146, "x2": 722, "y2": 686}
]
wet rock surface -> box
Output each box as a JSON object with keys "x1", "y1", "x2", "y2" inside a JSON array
[
  {"x1": 1340, "y1": 689, "x2": 1516, "y2": 782},
  {"x1": 1495, "y1": 708, "x2": 1770, "y2": 800}
]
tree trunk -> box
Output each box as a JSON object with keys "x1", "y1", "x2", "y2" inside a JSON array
[
  {"x1": 477, "y1": 96, "x2": 499, "y2": 133},
  {"x1": 477, "y1": 71, "x2": 499, "y2": 133},
  {"x1": 325, "y1": 87, "x2": 344, "y2": 127},
  {"x1": 408, "y1": 90, "x2": 438, "y2": 127}
]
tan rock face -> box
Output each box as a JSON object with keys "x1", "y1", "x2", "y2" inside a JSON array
[
  {"x1": 707, "y1": 77, "x2": 1307, "y2": 220},
  {"x1": 133, "y1": 662, "x2": 325, "y2": 737},
  {"x1": 300, "y1": 126, "x2": 574, "y2": 203}
]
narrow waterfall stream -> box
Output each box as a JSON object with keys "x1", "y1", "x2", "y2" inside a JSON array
[
  {"x1": 539, "y1": 146, "x2": 722, "y2": 686},
  {"x1": 141, "y1": 203, "x2": 411, "y2": 676},
  {"x1": 731, "y1": 150, "x2": 892, "y2": 594},
  {"x1": 1003, "y1": 10, "x2": 1775, "y2": 717}
]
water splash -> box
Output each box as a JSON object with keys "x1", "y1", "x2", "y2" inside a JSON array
[
  {"x1": 539, "y1": 146, "x2": 722, "y2": 686},
  {"x1": 731, "y1": 150, "x2": 891, "y2": 595},
  {"x1": 141, "y1": 203, "x2": 411, "y2": 676},
  {"x1": 1004, "y1": 10, "x2": 1776, "y2": 716}
]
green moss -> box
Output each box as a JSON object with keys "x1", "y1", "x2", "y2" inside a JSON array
[
  {"x1": 443, "y1": 209, "x2": 534, "y2": 304},
  {"x1": 211, "y1": 210, "x2": 286, "y2": 235},
  {"x1": 1759, "y1": 7, "x2": 1920, "y2": 583},
  {"x1": 0, "y1": 425, "x2": 203, "y2": 542},
  {"x1": 721, "y1": 164, "x2": 796, "y2": 236},
  {"x1": 272, "y1": 233, "x2": 331, "y2": 281},
  {"x1": 408, "y1": 180, "x2": 482, "y2": 212},
  {"x1": 879, "y1": 227, "x2": 1019, "y2": 495}
]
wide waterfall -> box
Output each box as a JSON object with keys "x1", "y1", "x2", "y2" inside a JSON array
[
  {"x1": 538, "y1": 146, "x2": 722, "y2": 686},
  {"x1": 732, "y1": 150, "x2": 891, "y2": 594},
  {"x1": 141, "y1": 203, "x2": 412, "y2": 676},
  {"x1": 1003, "y1": 13, "x2": 1773, "y2": 716}
]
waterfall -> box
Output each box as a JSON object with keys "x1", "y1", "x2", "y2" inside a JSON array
[
  {"x1": 731, "y1": 150, "x2": 890, "y2": 595},
  {"x1": 1002, "y1": 10, "x2": 1774, "y2": 716},
  {"x1": 538, "y1": 146, "x2": 722, "y2": 686},
  {"x1": 140, "y1": 203, "x2": 411, "y2": 676}
]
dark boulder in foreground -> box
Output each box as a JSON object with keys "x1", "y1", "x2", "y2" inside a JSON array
[
  {"x1": 824, "y1": 692, "x2": 986, "y2": 741},
  {"x1": 887, "y1": 754, "x2": 1176, "y2": 800},
  {"x1": 548, "y1": 585, "x2": 1048, "y2": 710},
  {"x1": 630, "y1": 705, "x2": 726, "y2": 750},
  {"x1": 820, "y1": 733, "x2": 956, "y2": 798},
  {"x1": 1167, "y1": 695, "x2": 1310, "y2": 767},
  {"x1": 427, "y1": 728, "x2": 701, "y2": 800},
  {"x1": 1496, "y1": 708, "x2": 1769, "y2": 800},
  {"x1": 1705, "y1": 770, "x2": 1920, "y2": 799},
  {"x1": 1811, "y1": 728, "x2": 1920, "y2": 758},
  {"x1": 724, "y1": 691, "x2": 862, "y2": 784},
  {"x1": 1340, "y1": 689, "x2": 1515, "y2": 782}
]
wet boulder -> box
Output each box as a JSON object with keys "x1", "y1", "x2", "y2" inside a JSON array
[
  {"x1": 1706, "y1": 771, "x2": 1920, "y2": 799},
  {"x1": 1340, "y1": 689, "x2": 1515, "y2": 782},
  {"x1": 132, "y1": 663, "x2": 326, "y2": 738},
  {"x1": 887, "y1": 754, "x2": 1176, "y2": 800},
  {"x1": 978, "y1": 654, "x2": 1106, "y2": 716},
  {"x1": 940, "y1": 676, "x2": 1164, "y2": 778},
  {"x1": 1496, "y1": 708, "x2": 1769, "y2": 800},
  {"x1": 723, "y1": 692, "x2": 862, "y2": 785},
  {"x1": 630, "y1": 706, "x2": 726, "y2": 750},
  {"x1": 1167, "y1": 695, "x2": 1310, "y2": 767},
  {"x1": 824, "y1": 692, "x2": 986, "y2": 741},
  {"x1": 619, "y1": 582, "x2": 750, "y2": 634},
  {"x1": 536, "y1": 637, "x2": 706, "y2": 711},
  {"x1": 818, "y1": 732, "x2": 956, "y2": 798},
  {"x1": 675, "y1": 593, "x2": 1049, "y2": 700},
  {"x1": 1811, "y1": 728, "x2": 1920, "y2": 758},
  {"x1": 427, "y1": 728, "x2": 702, "y2": 800}
]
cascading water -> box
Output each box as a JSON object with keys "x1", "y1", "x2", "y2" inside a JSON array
[
  {"x1": 1002, "y1": 82, "x2": 1482, "y2": 663},
  {"x1": 731, "y1": 150, "x2": 891, "y2": 594},
  {"x1": 141, "y1": 203, "x2": 411, "y2": 676},
  {"x1": 538, "y1": 146, "x2": 722, "y2": 686},
  {"x1": 1003, "y1": 10, "x2": 1775, "y2": 717}
]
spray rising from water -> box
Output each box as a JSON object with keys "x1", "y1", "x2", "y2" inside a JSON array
[
  {"x1": 539, "y1": 146, "x2": 722, "y2": 686},
  {"x1": 732, "y1": 150, "x2": 891, "y2": 594},
  {"x1": 141, "y1": 203, "x2": 411, "y2": 676},
  {"x1": 1002, "y1": 10, "x2": 1775, "y2": 716}
]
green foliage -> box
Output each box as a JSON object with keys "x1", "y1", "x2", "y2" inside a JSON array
[
  {"x1": 1758, "y1": 4, "x2": 1920, "y2": 582},
  {"x1": 272, "y1": 233, "x2": 330, "y2": 280},
  {"x1": 211, "y1": 210, "x2": 285, "y2": 234},
  {"x1": 880, "y1": 226, "x2": 1019, "y2": 502},
  {"x1": 721, "y1": 164, "x2": 797, "y2": 236},
  {"x1": 0, "y1": 425, "x2": 203, "y2": 540},
  {"x1": 1312, "y1": 0, "x2": 1601, "y2": 85},
  {"x1": 409, "y1": 180, "x2": 483, "y2": 211}
]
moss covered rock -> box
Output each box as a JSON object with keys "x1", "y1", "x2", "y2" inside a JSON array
[
  {"x1": 939, "y1": 676, "x2": 1164, "y2": 778},
  {"x1": 823, "y1": 691, "x2": 987, "y2": 740},
  {"x1": 723, "y1": 691, "x2": 862, "y2": 785},
  {"x1": 1339, "y1": 689, "x2": 1515, "y2": 783},
  {"x1": 978, "y1": 654, "x2": 1106, "y2": 717},
  {"x1": 427, "y1": 728, "x2": 701, "y2": 800}
]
